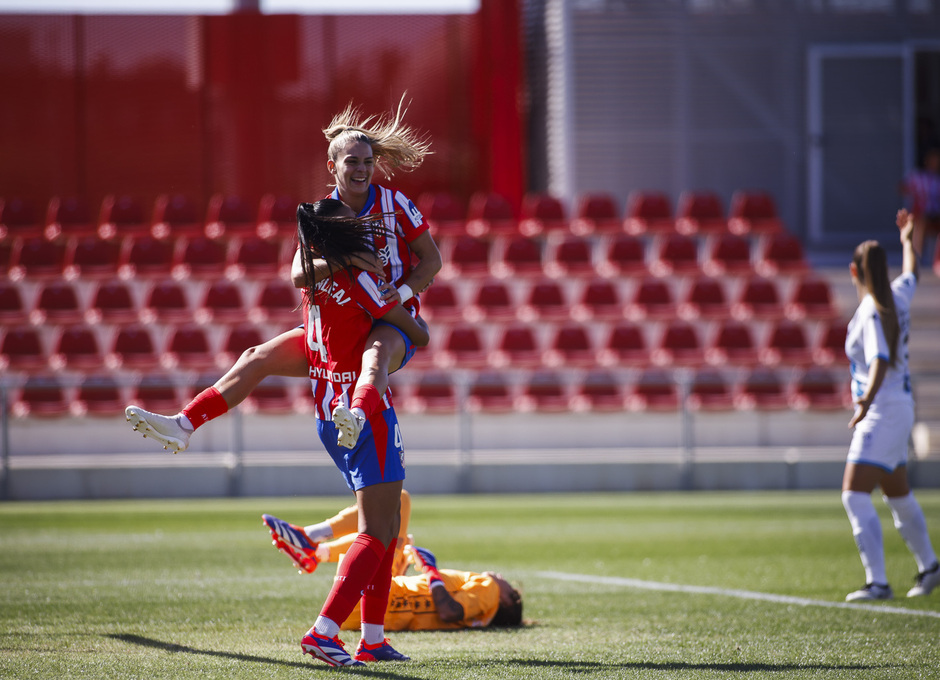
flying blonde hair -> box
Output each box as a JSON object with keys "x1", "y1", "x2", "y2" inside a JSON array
[{"x1": 323, "y1": 94, "x2": 432, "y2": 179}]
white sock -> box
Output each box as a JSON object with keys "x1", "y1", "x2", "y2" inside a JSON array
[
  {"x1": 884, "y1": 493, "x2": 938, "y2": 573},
  {"x1": 313, "y1": 615, "x2": 340, "y2": 639},
  {"x1": 315, "y1": 545, "x2": 330, "y2": 562},
  {"x1": 842, "y1": 490, "x2": 887, "y2": 585},
  {"x1": 304, "y1": 522, "x2": 334, "y2": 543},
  {"x1": 177, "y1": 414, "x2": 194, "y2": 432},
  {"x1": 360, "y1": 622, "x2": 385, "y2": 646}
]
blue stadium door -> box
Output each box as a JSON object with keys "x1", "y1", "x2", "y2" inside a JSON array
[{"x1": 807, "y1": 45, "x2": 909, "y2": 248}]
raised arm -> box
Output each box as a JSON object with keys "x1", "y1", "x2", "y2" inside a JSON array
[
  {"x1": 896, "y1": 208, "x2": 919, "y2": 281},
  {"x1": 290, "y1": 248, "x2": 386, "y2": 288}
]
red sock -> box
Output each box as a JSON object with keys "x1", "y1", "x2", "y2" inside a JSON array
[
  {"x1": 320, "y1": 534, "x2": 386, "y2": 625},
  {"x1": 361, "y1": 538, "x2": 397, "y2": 626},
  {"x1": 181, "y1": 387, "x2": 228, "y2": 431},
  {"x1": 350, "y1": 384, "x2": 382, "y2": 419}
]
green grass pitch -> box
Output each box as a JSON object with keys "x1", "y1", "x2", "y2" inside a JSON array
[{"x1": 2, "y1": 491, "x2": 938, "y2": 679}]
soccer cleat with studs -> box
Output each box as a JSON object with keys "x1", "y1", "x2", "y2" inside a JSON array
[
  {"x1": 125, "y1": 405, "x2": 191, "y2": 454},
  {"x1": 354, "y1": 638, "x2": 411, "y2": 662},
  {"x1": 262, "y1": 514, "x2": 319, "y2": 574},
  {"x1": 845, "y1": 582, "x2": 893, "y2": 602},
  {"x1": 907, "y1": 562, "x2": 940, "y2": 597},
  {"x1": 300, "y1": 629, "x2": 364, "y2": 667},
  {"x1": 331, "y1": 404, "x2": 365, "y2": 450}
]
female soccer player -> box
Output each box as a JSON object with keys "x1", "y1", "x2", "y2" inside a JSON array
[
  {"x1": 294, "y1": 199, "x2": 426, "y2": 666},
  {"x1": 125, "y1": 96, "x2": 440, "y2": 454},
  {"x1": 841, "y1": 208, "x2": 939, "y2": 602}
]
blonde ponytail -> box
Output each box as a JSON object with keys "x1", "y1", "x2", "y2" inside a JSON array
[{"x1": 853, "y1": 240, "x2": 900, "y2": 366}]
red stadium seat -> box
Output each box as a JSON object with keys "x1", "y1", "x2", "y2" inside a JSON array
[
  {"x1": 706, "y1": 320, "x2": 760, "y2": 368},
  {"x1": 675, "y1": 191, "x2": 727, "y2": 236},
  {"x1": 257, "y1": 194, "x2": 298, "y2": 240},
  {"x1": 626, "y1": 369, "x2": 679, "y2": 411},
  {"x1": 44, "y1": 195, "x2": 95, "y2": 241},
  {"x1": 400, "y1": 372, "x2": 458, "y2": 414},
  {"x1": 466, "y1": 191, "x2": 517, "y2": 237},
  {"x1": 73, "y1": 376, "x2": 124, "y2": 417},
  {"x1": 172, "y1": 236, "x2": 228, "y2": 280},
  {"x1": 624, "y1": 191, "x2": 674, "y2": 236},
  {"x1": 417, "y1": 192, "x2": 466, "y2": 240},
  {"x1": 12, "y1": 376, "x2": 70, "y2": 418},
  {"x1": 30, "y1": 280, "x2": 83, "y2": 325},
  {"x1": 649, "y1": 233, "x2": 700, "y2": 277},
  {"x1": 543, "y1": 323, "x2": 596, "y2": 368},
  {"x1": 519, "y1": 193, "x2": 568, "y2": 237},
  {"x1": 569, "y1": 371, "x2": 626, "y2": 412},
  {"x1": 625, "y1": 278, "x2": 677, "y2": 322},
  {"x1": 8, "y1": 237, "x2": 67, "y2": 281},
  {"x1": 63, "y1": 235, "x2": 121, "y2": 280},
  {"x1": 598, "y1": 323, "x2": 649, "y2": 368},
  {"x1": 151, "y1": 193, "x2": 202, "y2": 240},
  {"x1": 128, "y1": 376, "x2": 180, "y2": 414},
  {"x1": 441, "y1": 235, "x2": 491, "y2": 279},
  {"x1": 249, "y1": 280, "x2": 302, "y2": 326},
  {"x1": 140, "y1": 280, "x2": 191, "y2": 324},
  {"x1": 85, "y1": 280, "x2": 138, "y2": 326},
  {"x1": 759, "y1": 319, "x2": 814, "y2": 367},
  {"x1": 544, "y1": 235, "x2": 595, "y2": 279},
  {"x1": 0, "y1": 197, "x2": 41, "y2": 241},
  {"x1": 677, "y1": 276, "x2": 731, "y2": 322},
  {"x1": 204, "y1": 193, "x2": 256, "y2": 240},
  {"x1": 728, "y1": 191, "x2": 785, "y2": 236},
  {"x1": 464, "y1": 279, "x2": 515, "y2": 323},
  {"x1": 98, "y1": 194, "x2": 149, "y2": 240},
  {"x1": 0, "y1": 281, "x2": 29, "y2": 325},
  {"x1": 226, "y1": 236, "x2": 284, "y2": 280},
  {"x1": 194, "y1": 280, "x2": 246, "y2": 324},
  {"x1": 517, "y1": 279, "x2": 570, "y2": 322},
  {"x1": 218, "y1": 324, "x2": 264, "y2": 367},
  {"x1": 163, "y1": 325, "x2": 216, "y2": 370},
  {"x1": 0, "y1": 326, "x2": 47, "y2": 372},
  {"x1": 118, "y1": 235, "x2": 175, "y2": 280},
  {"x1": 420, "y1": 281, "x2": 464, "y2": 324},
  {"x1": 571, "y1": 278, "x2": 624, "y2": 322},
  {"x1": 701, "y1": 233, "x2": 753, "y2": 277},
  {"x1": 734, "y1": 367, "x2": 790, "y2": 410},
  {"x1": 571, "y1": 193, "x2": 621, "y2": 235},
  {"x1": 597, "y1": 234, "x2": 648, "y2": 278},
  {"x1": 467, "y1": 372, "x2": 515, "y2": 412},
  {"x1": 813, "y1": 320, "x2": 848, "y2": 367},
  {"x1": 687, "y1": 369, "x2": 735, "y2": 411},
  {"x1": 492, "y1": 235, "x2": 544, "y2": 278},
  {"x1": 516, "y1": 371, "x2": 570, "y2": 412},
  {"x1": 242, "y1": 377, "x2": 296, "y2": 414},
  {"x1": 651, "y1": 320, "x2": 705, "y2": 368},
  {"x1": 107, "y1": 325, "x2": 162, "y2": 371},
  {"x1": 755, "y1": 233, "x2": 809, "y2": 277},
  {"x1": 731, "y1": 276, "x2": 784, "y2": 321},
  {"x1": 489, "y1": 324, "x2": 543, "y2": 369},
  {"x1": 784, "y1": 277, "x2": 837, "y2": 321},
  {"x1": 434, "y1": 325, "x2": 489, "y2": 369},
  {"x1": 49, "y1": 325, "x2": 102, "y2": 371},
  {"x1": 790, "y1": 367, "x2": 851, "y2": 411}
]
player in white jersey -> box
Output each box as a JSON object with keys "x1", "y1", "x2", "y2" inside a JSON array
[{"x1": 841, "y1": 208, "x2": 940, "y2": 602}]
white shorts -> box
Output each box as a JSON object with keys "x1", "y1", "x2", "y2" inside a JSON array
[{"x1": 847, "y1": 399, "x2": 915, "y2": 472}]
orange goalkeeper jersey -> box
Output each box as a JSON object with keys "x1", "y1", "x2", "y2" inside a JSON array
[{"x1": 341, "y1": 568, "x2": 501, "y2": 631}]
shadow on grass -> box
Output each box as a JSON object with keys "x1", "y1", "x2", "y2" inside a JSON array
[{"x1": 106, "y1": 633, "x2": 413, "y2": 677}]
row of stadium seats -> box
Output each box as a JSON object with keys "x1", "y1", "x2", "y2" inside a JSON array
[
  {"x1": 1, "y1": 316, "x2": 848, "y2": 378},
  {"x1": 1, "y1": 273, "x2": 833, "y2": 330},
  {"x1": 7, "y1": 365, "x2": 852, "y2": 419},
  {"x1": 0, "y1": 190, "x2": 782, "y2": 245}
]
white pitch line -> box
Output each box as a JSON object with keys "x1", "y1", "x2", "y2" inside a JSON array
[{"x1": 537, "y1": 571, "x2": 940, "y2": 619}]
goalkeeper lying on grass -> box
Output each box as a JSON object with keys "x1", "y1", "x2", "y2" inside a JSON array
[{"x1": 262, "y1": 498, "x2": 523, "y2": 632}]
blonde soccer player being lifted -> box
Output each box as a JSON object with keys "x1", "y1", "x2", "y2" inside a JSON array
[{"x1": 841, "y1": 208, "x2": 939, "y2": 602}]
